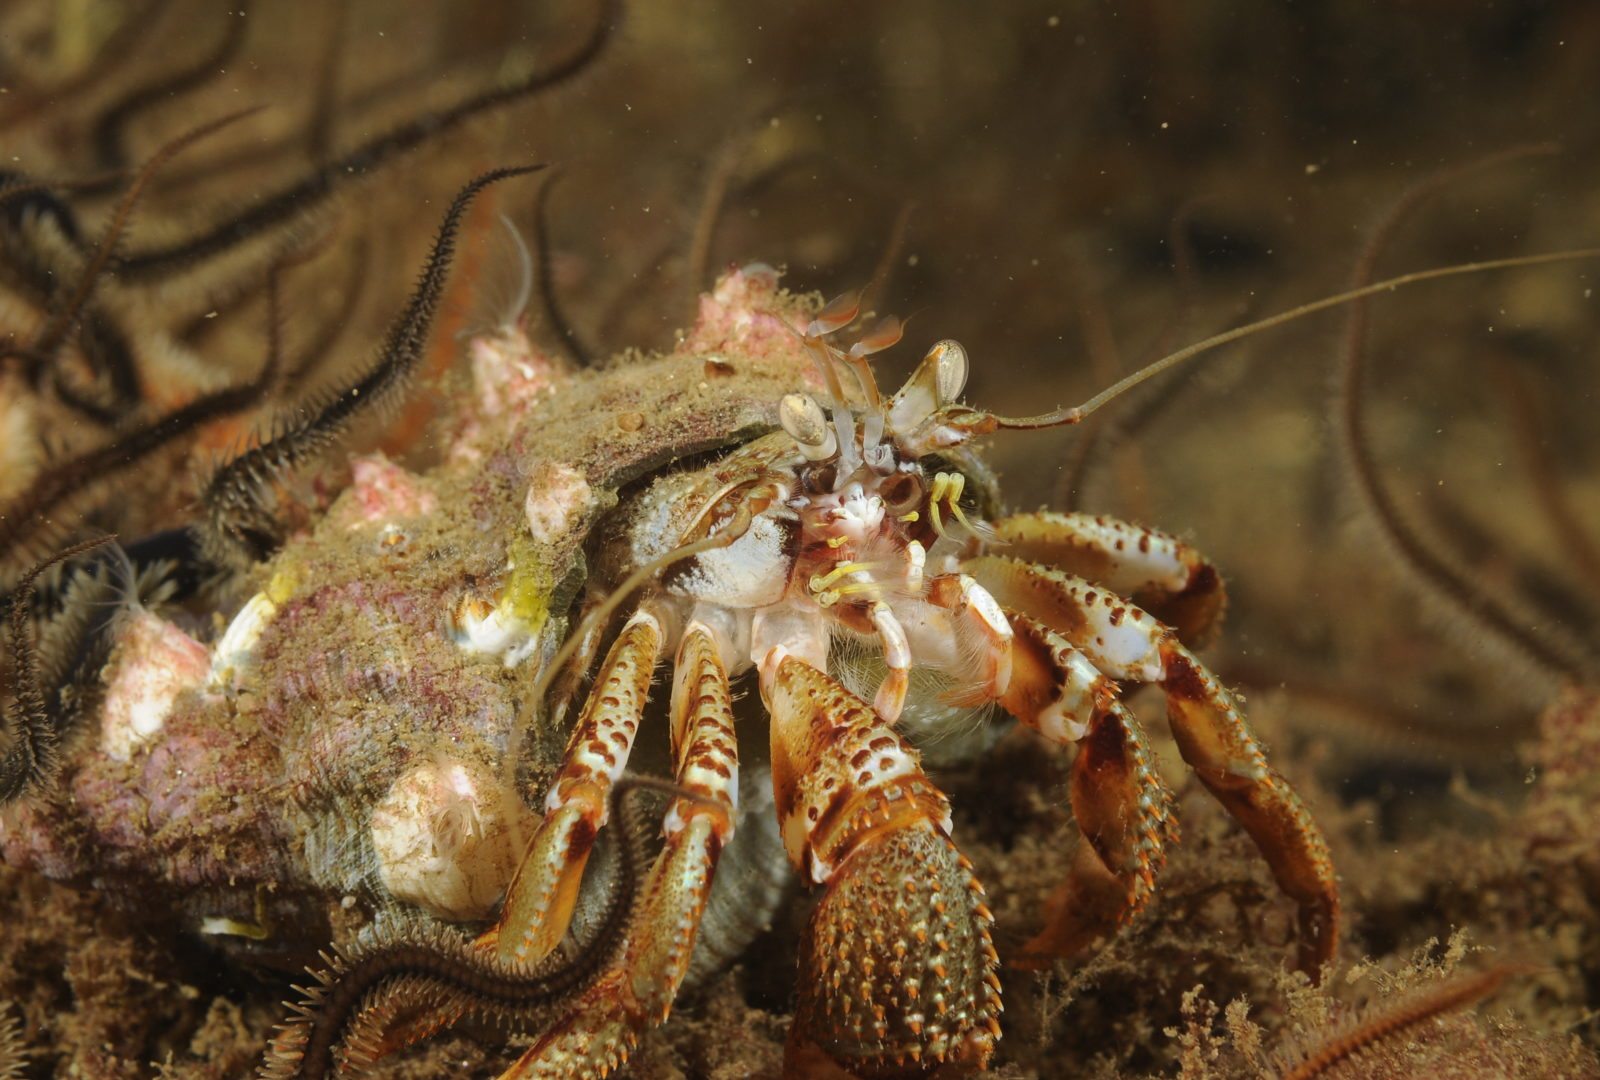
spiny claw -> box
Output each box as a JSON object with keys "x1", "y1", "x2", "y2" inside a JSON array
[
  {"x1": 766, "y1": 658, "x2": 1002, "y2": 1075},
  {"x1": 791, "y1": 816, "x2": 1002, "y2": 1076}
]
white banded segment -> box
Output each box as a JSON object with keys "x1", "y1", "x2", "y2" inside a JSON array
[
  {"x1": 992, "y1": 512, "x2": 1196, "y2": 596},
  {"x1": 500, "y1": 614, "x2": 745, "y2": 1078},
  {"x1": 1000, "y1": 613, "x2": 1115, "y2": 743},
  {"x1": 544, "y1": 609, "x2": 663, "y2": 812},
  {"x1": 962, "y1": 555, "x2": 1167, "y2": 683},
  {"x1": 479, "y1": 608, "x2": 664, "y2": 966},
  {"x1": 987, "y1": 509, "x2": 1228, "y2": 647},
  {"x1": 665, "y1": 621, "x2": 741, "y2": 838}
]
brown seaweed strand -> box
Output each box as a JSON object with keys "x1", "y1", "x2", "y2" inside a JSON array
[
  {"x1": 1277, "y1": 964, "x2": 1524, "y2": 1080},
  {"x1": 10, "y1": 106, "x2": 263, "y2": 375},
  {"x1": 282, "y1": 234, "x2": 371, "y2": 386},
  {"x1": 0, "y1": 259, "x2": 287, "y2": 577},
  {"x1": 1334, "y1": 144, "x2": 1593, "y2": 684},
  {"x1": 1057, "y1": 197, "x2": 1209, "y2": 511},
  {"x1": 200, "y1": 163, "x2": 544, "y2": 563},
  {"x1": 0, "y1": 0, "x2": 173, "y2": 134},
  {"x1": 111, "y1": 0, "x2": 618, "y2": 281},
  {"x1": 89, "y1": 1, "x2": 255, "y2": 169},
  {"x1": 0, "y1": 169, "x2": 145, "y2": 243},
  {"x1": 0, "y1": 535, "x2": 115, "y2": 803},
  {"x1": 684, "y1": 127, "x2": 752, "y2": 308},
  {"x1": 261, "y1": 776, "x2": 665, "y2": 1080},
  {"x1": 863, "y1": 198, "x2": 916, "y2": 316},
  {"x1": 303, "y1": 0, "x2": 352, "y2": 163}
]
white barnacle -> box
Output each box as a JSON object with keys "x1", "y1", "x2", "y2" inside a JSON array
[
  {"x1": 449, "y1": 592, "x2": 537, "y2": 667},
  {"x1": 209, "y1": 590, "x2": 278, "y2": 691},
  {"x1": 523, "y1": 461, "x2": 593, "y2": 543},
  {"x1": 369, "y1": 757, "x2": 539, "y2": 921},
  {"x1": 101, "y1": 610, "x2": 210, "y2": 761}
]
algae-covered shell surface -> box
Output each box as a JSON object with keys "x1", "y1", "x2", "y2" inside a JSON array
[{"x1": 2, "y1": 266, "x2": 813, "y2": 956}]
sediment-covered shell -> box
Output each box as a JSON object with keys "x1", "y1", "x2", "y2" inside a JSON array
[{"x1": 0, "y1": 267, "x2": 823, "y2": 965}]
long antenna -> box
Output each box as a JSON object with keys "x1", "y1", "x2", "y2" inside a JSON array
[{"x1": 986, "y1": 246, "x2": 1600, "y2": 431}]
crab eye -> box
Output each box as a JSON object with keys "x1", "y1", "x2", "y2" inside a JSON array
[
  {"x1": 780, "y1": 393, "x2": 838, "y2": 461},
  {"x1": 929, "y1": 340, "x2": 968, "y2": 403}
]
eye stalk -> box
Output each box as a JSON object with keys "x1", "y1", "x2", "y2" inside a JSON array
[{"x1": 780, "y1": 393, "x2": 839, "y2": 461}]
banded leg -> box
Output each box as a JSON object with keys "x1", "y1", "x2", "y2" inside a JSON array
[
  {"x1": 499, "y1": 619, "x2": 740, "y2": 1078},
  {"x1": 1161, "y1": 640, "x2": 1338, "y2": 973},
  {"x1": 763, "y1": 657, "x2": 1002, "y2": 1074},
  {"x1": 988, "y1": 510, "x2": 1227, "y2": 647},
  {"x1": 965, "y1": 555, "x2": 1339, "y2": 974},
  {"x1": 477, "y1": 608, "x2": 665, "y2": 965},
  {"x1": 997, "y1": 614, "x2": 1176, "y2": 966}
]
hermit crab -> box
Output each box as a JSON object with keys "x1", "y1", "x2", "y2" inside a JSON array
[
  {"x1": 413, "y1": 271, "x2": 1351, "y2": 1077},
  {"x1": 7, "y1": 141, "x2": 1599, "y2": 1077}
]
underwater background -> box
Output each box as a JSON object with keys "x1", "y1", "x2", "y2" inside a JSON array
[{"x1": 2, "y1": 1, "x2": 1599, "y2": 1076}]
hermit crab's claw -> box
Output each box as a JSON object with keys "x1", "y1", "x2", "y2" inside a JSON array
[
  {"x1": 765, "y1": 658, "x2": 1002, "y2": 1075},
  {"x1": 793, "y1": 825, "x2": 1001, "y2": 1075}
]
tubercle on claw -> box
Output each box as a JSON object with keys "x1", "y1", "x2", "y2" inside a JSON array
[
  {"x1": 792, "y1": 810, "x2": 1003, "y2": 1074},
  {"x1": 806, "y1": 775, "x2": 951, "y2": 884}
]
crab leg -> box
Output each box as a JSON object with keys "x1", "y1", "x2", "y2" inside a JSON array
[
  {"x1": 964, "y1": 555, "x2": 1339, "y2": 973},
  {"x1": 997, "y1": 613, "x2": 1176, "y2": 966},
  {"x1": 923, "y1": 572, "x2": 1013, "y2": 704},
  {"x1": 1160, "y1": 640, "x2": 1339, "y2": 973},
  {"x1": 988, "y1": 511, "x2": 1227, "y2": 647},
  {"x1": 867, "y1": 599, "x2": 911, "y2": 721},
  {"x1": 499, "y1": 619, "x2": 739, "y2": 1078},
  {"x1": 477, "y1": 608, "x2": 665, "y2": 966},
  {"x1": 762, "y1": 656, "x2": 1002, "y2": 1074}
]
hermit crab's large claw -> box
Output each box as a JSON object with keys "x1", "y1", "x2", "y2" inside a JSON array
[
  {"x1": 765, "y1": 658, "x2": 1002, "y2": 1075},
  {"x1": 793, "y1": 819, "x2": 1001, "y2": 1074}
]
